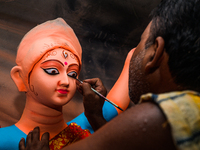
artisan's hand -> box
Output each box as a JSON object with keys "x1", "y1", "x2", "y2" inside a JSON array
[
  {"x1": 19, "y1": 127, "x2": 50, "y2": 150},
  {"x1": 77, "y1": 78, "x2": 107, "y2": 131}
]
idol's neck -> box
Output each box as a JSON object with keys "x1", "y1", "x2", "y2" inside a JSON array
[{"x1": 15, "y1": 97, "x2": 67, "y2": 139}]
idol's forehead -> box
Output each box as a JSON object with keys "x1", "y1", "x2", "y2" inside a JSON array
[{"x1": 39, "y1": 48, "x2": 80, "y2": 72}]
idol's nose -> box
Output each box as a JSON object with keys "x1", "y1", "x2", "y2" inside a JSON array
[{"x1": 58, "y1": 73, "x2": 69, "y2": 87}]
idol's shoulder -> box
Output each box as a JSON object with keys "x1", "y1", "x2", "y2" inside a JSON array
[{"x1": 0, "y1": 125, "x2": 27, "y2": 150}]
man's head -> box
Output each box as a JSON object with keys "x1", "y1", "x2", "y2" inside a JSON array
[{"x1": 129, "y1": 0, "x2": 200, "y2": 103}]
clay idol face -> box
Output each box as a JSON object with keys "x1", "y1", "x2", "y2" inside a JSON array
[{"x1": 28, "y1": 48, "x2": 79, "y2": 109}]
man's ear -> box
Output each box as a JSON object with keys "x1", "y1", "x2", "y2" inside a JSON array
[
  {"x1": 10, "y1": 66, "x2": 27, "y2": 92},
  {"x1": 145, "y1": 36, "x2": 165, "y2": 74}
]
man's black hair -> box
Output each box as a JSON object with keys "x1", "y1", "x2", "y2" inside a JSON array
[{"x1": 146, "y1": 0, "x2": 200, "y2": 91}]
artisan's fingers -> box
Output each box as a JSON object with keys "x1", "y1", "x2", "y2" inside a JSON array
[
  {"x1": 26, "y1": 130, "x2": 33, "y2": 147},
  {"x1": 76, "y1": 79, "x2": 83, "y2": 95},
  {"x1": 19, "y1": 138, "x2": 26, "y2": 150},
  {"x1": 83, "y1": 78, "x2": 107, "y2": 96},
  {"x1": 83, "y1": 78, "x2": 101, "y2": 87},
  {"x1": 81, "y1": 82, "x2": 94, "y2": 97},
  {"x1": 41, "y1": 132, "x2": 50, "y2": 146},
  {"x1": 32, "y1": 127, "x2": 40, "y2": 144}
]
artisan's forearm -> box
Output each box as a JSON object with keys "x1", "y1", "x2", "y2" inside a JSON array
[{"x1": 85, "y1": 112, "x2": 107, "y2": 131}]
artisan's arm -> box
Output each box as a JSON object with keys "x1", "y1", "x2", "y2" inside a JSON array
[
  {"x1": 65, "y1": 102, "x2": 176, "y2": 150},
  {"x1": 80, "y1": 78, "x2": 107, "y2": 131}
]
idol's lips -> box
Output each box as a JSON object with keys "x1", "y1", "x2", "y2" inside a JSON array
[{"x1": 57, "y1": 89, "x2": 69, "y2": 94}]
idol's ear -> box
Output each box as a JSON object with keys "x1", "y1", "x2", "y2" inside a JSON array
[
  {"x1": 144, "y1": 36, "x2": 165, "y2": 74},
  {"x1": 10, "y1": 66, "x2": 27, "y2": 92}
]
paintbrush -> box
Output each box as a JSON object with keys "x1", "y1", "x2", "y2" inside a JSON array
[{"x1": 68, "y1": 74, "x2": 123, "y2": 111}]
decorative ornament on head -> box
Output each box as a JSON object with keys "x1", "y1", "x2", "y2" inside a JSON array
[{"x1": 63, "y1": 50, "x2": 68, "y2": 59}]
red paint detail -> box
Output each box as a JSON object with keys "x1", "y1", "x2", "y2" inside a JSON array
[{"x1": 57, "y1": 89, "x2": 69, "y2": 94}]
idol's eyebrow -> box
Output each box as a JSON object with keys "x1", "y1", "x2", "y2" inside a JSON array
[
  {"x1": 68, "y1": 64, "x2": 79, "y2": 68},
  {"x1": 41, "y1": 59, "x2": 64, "y2": 66},
  {"x1": 67, "y1": 64, "x2": 79, "y2": 71},
  {"x1": 67, "y1": 64, "x2": 79, "y2": 73}
]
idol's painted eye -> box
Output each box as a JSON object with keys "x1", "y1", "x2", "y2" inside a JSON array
[
  {"x1": 67, "y1": 71, "x2": 77, "y2": 78},
  {"x1": 42, "y1": 68, "x2": 59, "y2": 75}
]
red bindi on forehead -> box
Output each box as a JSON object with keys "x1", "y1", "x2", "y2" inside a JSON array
[{"x1": 64, "y1": 62, "x2": 68, "y2": 65}]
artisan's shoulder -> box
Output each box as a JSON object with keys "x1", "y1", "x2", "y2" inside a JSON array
[
  {"x1": 114, "y1": 101, "x2": 176, "y2": 150},
  {"x1": 66, "y1": 101, "x2": 177, "y2": 150},
  {"x1": 127, "y1": 101, "x2": 168, "y2": 126}
]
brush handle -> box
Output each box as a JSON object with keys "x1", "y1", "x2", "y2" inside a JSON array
[{"x1": 90, "y1": 88, "x2": 124, "y2": 111}]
